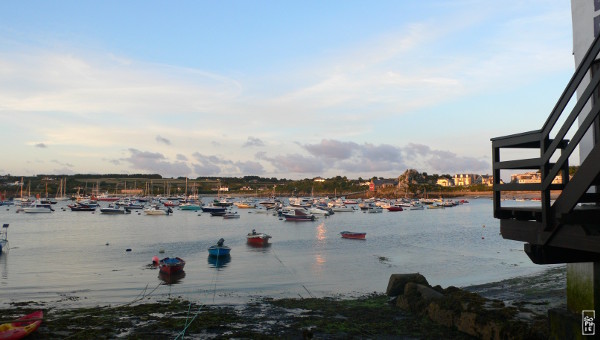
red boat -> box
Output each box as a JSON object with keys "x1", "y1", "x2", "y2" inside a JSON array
[
  {"x1": 247, "y1": 230, "x2": 272, "y2": 245},
  {"x1": 340, "y1": 231, "x2": 366, "y2": 240},
  {"x1": 386, "y1": 206, "x2": 404, "y2": 211},
  {"x1": 0, "y1": 310, "x2": 43, "y2": 340},
  {"x1": 158, "y1": 257, "x2": 185, "y2": 274}
]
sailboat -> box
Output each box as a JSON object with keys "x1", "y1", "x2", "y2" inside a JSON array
[{"x1": 55, "y1": 178, "x2": 70, "y2": 201}]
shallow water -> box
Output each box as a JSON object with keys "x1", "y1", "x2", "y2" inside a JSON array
[{"x1": 0, "y1": 198, "x2": 550, "y2": 308}]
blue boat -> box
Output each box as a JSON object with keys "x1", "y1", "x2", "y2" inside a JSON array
[{"x1": 208, "y1": 238, "x2": 231, "y2": 257}]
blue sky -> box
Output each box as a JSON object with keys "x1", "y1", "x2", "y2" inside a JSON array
[{"x1": 0, "y1": 1, "x2": 574, "y2": 179}]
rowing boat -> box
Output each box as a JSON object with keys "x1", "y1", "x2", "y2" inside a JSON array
[{"x1": 0, "y1": 310, "x2": 43, "y2": 340}]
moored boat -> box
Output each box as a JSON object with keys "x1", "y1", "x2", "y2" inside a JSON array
[
  {"x1": 246, "y1": 229, "x2": 271, "y2": 245},
  {"x1": 386, "y1": 206, "x2": 403, "y2": 212},
  {"x1": 22, "y1": 201, "x2": 54, "y2": 213},
  {"x1": 0, "y1": 310, "x2": 43, "y2": 339},
  {"x1": 144, "y1": 205, "x2": 173, "y2": 215},
  {"x1": 159, "y1": 257, "x2": 185, "y2": 274},
  {"x1": 100, "y1": 205, "x2": 131, "y2": 214},
  {"x1": 201, "y1": 205, "x2": 227, "y2": 214},
  {"x1": 208, "y1": 238, "x2": 231, "y2": 256},
  {"x1": 68, "y1": 203, "x2": 96, "y2": 211},
  {"x1": 282, "y1": 208, "x2": 316, "y2": 221},
  {"x1": 340, "y1": 231, "x2": 366, "y2": 239},
  {"x1": 223, "y1": 212, "x2": 240, "y2": 219}
]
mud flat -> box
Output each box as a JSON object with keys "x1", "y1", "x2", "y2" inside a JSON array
[{"x1": 0, "y1": 267, "x2": 565, "y2": 339}]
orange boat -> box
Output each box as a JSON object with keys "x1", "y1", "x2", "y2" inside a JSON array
[
  {"x1": 246, "y1": 230, "x2": 272, "y2": 245},
  {"x1": 340, "y1": 231, "x2": 366, "y2": 240},
  {"x1": 0, "y1": 310, "x2": 43, "y2": 340}
]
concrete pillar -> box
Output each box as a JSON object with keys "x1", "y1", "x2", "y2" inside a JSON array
[{"x1": 567, "y1": 262, "x2": 600, "y2": 312}]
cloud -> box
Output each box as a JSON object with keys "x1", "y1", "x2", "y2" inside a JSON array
[
  {"x1": 256, "y1": 151, "x2": 324, "y2": 173},
  {"x1": 192, "y1": 152, "x2": 265, "y2": 176},
  {"x1": 156, "y1": 135, "x2": 171, "y2": 145},
  {"x1": 122, "y1": 148, "x2": 191, "y2": 177},
  {"x1": 35, "y1": 143, "x2": 47, "y2": 148},
  {"x1": 243, "y1": 136, "x2": 265, "y2": 148},
  {"x1": 51, "y1": 159, "x2": 74, "y2": 168},
  {"x1": 258, "y1": 139, "x2": 488, "y2": 176},
  {"x1": 176, "y1": 154, "x2": 188, "y2": 161}
]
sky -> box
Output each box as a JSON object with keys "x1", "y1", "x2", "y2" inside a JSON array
[{"x1": 0, "y1": 1, "x2": 575, "y2": 180}]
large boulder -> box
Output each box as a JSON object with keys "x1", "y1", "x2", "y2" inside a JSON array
[{"x1": 386, "y1": 273, "x2": 429, "y2": 296}]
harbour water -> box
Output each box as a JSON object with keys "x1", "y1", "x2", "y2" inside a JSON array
[{"x1": 0, "y1": 198, "x2": 551, "y2": 309}]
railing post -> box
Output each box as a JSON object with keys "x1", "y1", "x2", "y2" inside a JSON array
[
  {"x1": 492, "y1": 145, "x2": 501, "y2": 218},
  {"x1": 541, "y1": 136, "x2": 552, "y2": 231}
]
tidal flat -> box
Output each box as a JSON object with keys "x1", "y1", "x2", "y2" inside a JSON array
[{"x1": 0, "y1": 266, "x2": 565, "y2": 339}]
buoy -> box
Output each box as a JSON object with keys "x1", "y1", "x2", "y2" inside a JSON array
[
  {"x1": 126, "y1": 248, "x2": 132, "y2": 252},
  {"x1": 105, "y1": 242, "x2": 109, "y2": 246},
  {"x1": 152, "y1": 256, "x2": 159, "y2": 264}
]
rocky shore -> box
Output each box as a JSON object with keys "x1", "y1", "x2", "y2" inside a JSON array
[{"x1": 0, "y1": 266, "x2": 565, "y2": 339}]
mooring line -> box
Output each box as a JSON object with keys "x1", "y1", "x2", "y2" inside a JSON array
[{"x1": 270, "y1": 248, "x2": 315, "y2": 299}]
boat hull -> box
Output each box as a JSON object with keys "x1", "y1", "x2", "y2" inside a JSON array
[
  {"x1": 0, "y1": 310, "x2": 43, "y2": 340},
  {"x1": 340, "y1": 231, "x2": 366, "y2": 240},
  {"x1": 159, "y1": 257, "x2": 185, "y2": 275},
  {"x1": 208, "y1": 246, "x2": 231, "y2": 257},
  {"x1": 246, "y1": 233, "x2": 271, "y2": 245}
]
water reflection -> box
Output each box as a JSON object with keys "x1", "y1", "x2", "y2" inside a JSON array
[
  {"x1": 312, "y1": 253, "x2": 326, "y2": 275},
  {"x1": 316, "y1": 222, "x2": 327, "y2": 242},
  {"x1": 158, "y1": 270, "x2": 186, "y2": 285},
  {"x1": 207, "y1": 254, "x2": 231, "y2": 268},
  {"x1": 246, "y1": 242, "x2": 272, "y2": 253}
]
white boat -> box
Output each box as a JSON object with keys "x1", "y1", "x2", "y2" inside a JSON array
[
  {"x1": 409, "y1": 203, "x2": 424, "y2": 210},
  {"x1": 308, "y1": 206, "x2": 333, "y2": 216},
  {"x1": 330, "y1": 204, "x2": 355, "y2": 212},
  {"x1": 367, "y1": 206, "x2": 383, "y2": 213},
  {"x1": 22, "y1": 201, "x2": 54, "y2": 213},
  {"x1": 144, "y1": 205, "x2": 172, "y2": 215}
]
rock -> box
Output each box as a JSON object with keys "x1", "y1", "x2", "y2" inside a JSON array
[
  {"x1": 415, "y1": 284, "x2": 444, "y2": 301},
  {"x1": 427, "y1": 302, "x2": 455, "y2": 327},
  {"x1": 386, "y1": 273, "x2": 429, "y2": 296}
]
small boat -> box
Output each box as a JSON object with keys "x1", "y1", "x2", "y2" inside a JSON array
[
  {"x1": 179, "y1": 202, "x2": 202, "y2": 211},
  {"x1": 201, "y1": 205, "x2": 227, "y2": 214},
  {"x1": 68, "y1": 203, "x2": 96, "y2": 211},
  {"x1": 409, "y1": 204, "x2": 424, "y2": 210},
  {"x1": 22, "y1": 201, "x2": 54, "y2": 213},
  {"x1": 100, "y1": 205, "x2": 131, "y2": 214},
  {"x1": 223, "y1": 212, "x2": 240, "y2": 219},
  {"x1": 144, "y1": 205, "x2": 173, "y2": 215},
  {"x1": 386, "y1": 206, "x2": 404, "y2": 212},
  {"x1": 234, "y1": 201, "x2": 255, "y2": 209},
  {"x1": 367, "y1": 206, "x2": 383, "y2": 213},
  {"x1": 340, "y1": 231, "x2": 366, "y2": 240},
  {"x1": 282, "y1": 208, "x2": 316, "y2": 221},
  {"x1": 0, "y1": 310, "x2": 43, "y2": 339},
  {"x1": 246, "y1": 229, "x2": 271, "y2": 245},
  {"x1": 0, "y1": 224, "x2": 8, "y2": 254},
  {"x1": 159, "y1": 257, "x2": 185, "y2": 275},
  {"x1": 330, "y1": 204, "x2": 355, "y2": 212},
  {"x1": 208, "y1": 238, "x2": 231, "y2": 256}
]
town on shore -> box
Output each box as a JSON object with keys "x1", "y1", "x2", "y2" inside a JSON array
[{"x1": 1, "y1": 167, "x2": 575, "y2": 201}]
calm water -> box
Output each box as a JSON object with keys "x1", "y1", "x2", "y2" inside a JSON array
[{"x1": 0, "y1": 198, "x2": 549, "y2": 308}]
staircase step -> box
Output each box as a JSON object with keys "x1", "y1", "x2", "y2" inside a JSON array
[
  {"x1": 559, "y1": 205, "x2": 600, "y2": 226},
  {"x1": 496, "y1": 207, "x2": 542, "y2": 221}
]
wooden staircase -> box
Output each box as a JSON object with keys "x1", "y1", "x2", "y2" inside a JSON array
[{"x1": 491, "y1": 33, "x2": 600, "y2": 264}]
